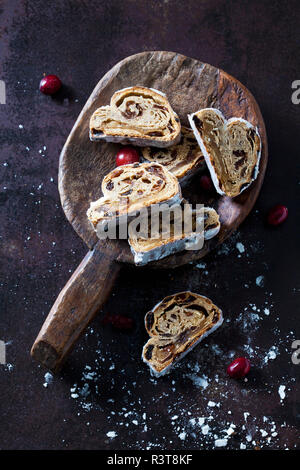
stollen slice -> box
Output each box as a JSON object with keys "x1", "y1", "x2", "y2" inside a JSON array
[
  {"x1": 128, "y1": 202, "x2": 220, "y2": 266},
  {"x1": 141, "y1": 126, "x2": 205, "y2": 183},
  {"x1": 87, "y1": 162, "x2": 182, "y2": 233},
  {"x1": 142, "y1": 291, "x2": 223, "y2": 377},
  {"x1": 188, "y1": 108, "x2": 261, "y2": 197},
  {"x1": 90, "y1": 86, "x2": 181, "y2": 147}
]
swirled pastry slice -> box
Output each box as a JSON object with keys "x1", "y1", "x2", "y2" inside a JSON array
[
  {"x1": 87, "y1": 162, "x2": 182, "y2": 232},
  {"x1": 142, "y1": 292, "x2": 223, "y2": 377},
  {"x1": 188, "y1": 108, "x2": 261, "y2": 197},
  {"x1": 141, "y1": 126, "x2": 205, "y2": 182},
  {"x1": 90, "y1": 86, "x2": 181, "y2": 147},
  {"x1": 128, "y1": 203, "x2": 220, "y2": 266}
]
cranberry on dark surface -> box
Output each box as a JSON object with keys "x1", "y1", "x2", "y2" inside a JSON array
[
  {"x1": 116, "y1": 147, "x2": 140, "y2": 166},
  {"x1": 267, "y1": 204, "x2": 288, "y2": 226},
  {"x1": 226, "y1": 357, "x2": 251, "y2": 379},
  {"x1": 39, "y1": 74, "x2": 62, "y2": 95},
  {"x1": 199, "y1": 174, "x2": 214, "y2": 191},
  {"x1": 102, "y1": 314, "x2": 134, "y2": 330}
]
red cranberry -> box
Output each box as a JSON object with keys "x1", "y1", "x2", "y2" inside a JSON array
[
  {"x1": 102, "y1": 314, "x2": 134, "y2": 330},
  {"x1": 199, "y1": 174, "x2": 214, "y2": 191},
  {"x1": 39, "y1": 74, "x2": 62, "y2": 95},
  {"x1": 267, "y1": 204, "x2": 288, "y2": 226},
  {"x1": 226, "y1": 357, "x2": 251, "y2": 379},
  {"x1": 116, "y1": 147, "x2": 140, "y2": 166}
]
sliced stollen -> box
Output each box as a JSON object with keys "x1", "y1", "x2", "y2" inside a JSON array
[
  {"x1": 89, "y1": 86, "x2": 181, "y2": 147},
  {"x1": 188, "y1": 108, "x2": 261, "y2": 197},
  {"x1": 128, "y1": 202, "x2": 220, "y2": 266},
  {"x1": 141, "y1": 126, "x2": 205, "y2": 183},
  {"x1": 87, "y1": 162, "x2": 182, "y2": 233},
  {"x1": 142, "y1": 291, "x2": 223, "y2": 377}
]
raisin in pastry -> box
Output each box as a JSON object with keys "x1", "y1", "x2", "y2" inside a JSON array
[
  {"x1": 87, "y1": 162, "x2": 182, "y2": 233},
  {"x1": 188, "y1": 108, "x2": 261, "y2": 197},
  {"x1": 141, "y1": 126, "x2": 205, "y2": 183},
  {"x1": 128, "y1": 202, "x2": 220, "y2": 266},
  {"x1": 142, "y1": 292, "x2": 223, "y2": 377},
  {"x1": 90, "y1": 86, "x2": 181, "y2": 147}
]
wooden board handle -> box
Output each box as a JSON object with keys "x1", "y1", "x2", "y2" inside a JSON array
[{"x1": 31, "y1": 239, "x2": 122, "y2": 372}]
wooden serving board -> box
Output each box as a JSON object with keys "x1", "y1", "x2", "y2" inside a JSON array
[{"x1": 31, "y1": 51, "x2": 268, "y2": 372}]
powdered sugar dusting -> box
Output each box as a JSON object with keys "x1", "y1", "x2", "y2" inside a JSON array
[{"x1": 35, "y1": 228, "x2": 298, "y2": 450}]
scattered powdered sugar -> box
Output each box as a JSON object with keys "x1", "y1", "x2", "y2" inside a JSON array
[
  {"x1": 215, "y1": 438, "x2": 228, "y2": 447},
  {"x1": 201, "y1": 424, "x2": 210, "y2": 435},
  {"x1": 59, "y1": 307, "x2": 295, "y2": 449},
  {"x1": 195, "y1": 262, "x2": 206, "y2": 269},
  {"x1": 33, "y1": 228, "x2": 297, "y2": 450},
  {"x1": 256, "y1": 275, "x2": 265, "y2": 287},
  {"x1": 236, "y1": 242, "x2": 245, "y2": 254},
  {"x1": 278, "y1": 385, "x2": 286, "y2": 402},
  {"x1": 42, "y1": 322, "x2": 296, "y2": 451},
  {"x1": 43, "y1": 372, "x2": 53, "y2": 388},
  {"x1": 226, "y1": 424, "x2": 236, "y2": 436},
  {"x1": 208, "y1": 401, "x2": 219, "y2": 407},
  {"x1": 263, "y1": 346, "x2": 279, "y2": 364},
  {"x1": 186, "y1": 373, "x2": 209, "y2": 389}
]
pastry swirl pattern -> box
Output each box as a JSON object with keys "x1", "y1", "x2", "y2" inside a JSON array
[
  {"x1": 189, "y1": 108, "x2": 261, "y2": 197},
  {"x1": 90, "y1": 86, "x2": 181, "y2": 147},
  {"x1": 142, "y1": 292, "x2": 223, "y2": 376},
  {"x1": 141, "y1": 126, "x2": 205, "y2": 181},
  {"x1": 87, "y1": 162, "x2": 181, "y2": 231}
]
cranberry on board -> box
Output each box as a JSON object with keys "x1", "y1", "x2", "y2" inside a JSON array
[
  {"x1": 199, "y1": 174, "x2": 214, "y2": 191},
  {"x1": 39, "y1": 74, "x2": 62, "y2": 95},
  {"x1": 267, "y1": 204, "x2": 288, "y2": 226},
  {"x1": 116, "y1": 147, "x2": 140, "y2": 166},
  {"x1": 226, "y1": 357, "x2": 251, "y2": 379}
]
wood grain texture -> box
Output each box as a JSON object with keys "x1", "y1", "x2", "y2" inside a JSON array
[
  {"x1": 31, "y1": 239, "x2": 122, "y2": 372},
  {"x1": 59, "y1": 51, "x2": 268, "y2": 268},
  {"x1": 32, "y1": 51, "x2": 267, "y2": 371}
]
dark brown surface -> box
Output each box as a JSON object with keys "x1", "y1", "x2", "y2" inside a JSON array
[
  {"x1": 33, "y1": 51, "x2": 267, "y2": 373},
  {"x1": 31, "y1": 239, "x2": 122, "y2": 372},
  {"x1": 0, "y1": 0, "x2": 299, "y2": 451}
]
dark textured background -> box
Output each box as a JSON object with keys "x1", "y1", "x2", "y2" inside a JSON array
[{"x1": 0, "y1": 0, "x2": 299, "y2": 450}]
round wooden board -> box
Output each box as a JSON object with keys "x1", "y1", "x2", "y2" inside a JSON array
[{"x1": 59, "y1": 51, "x2": 267, "y2": 269}]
